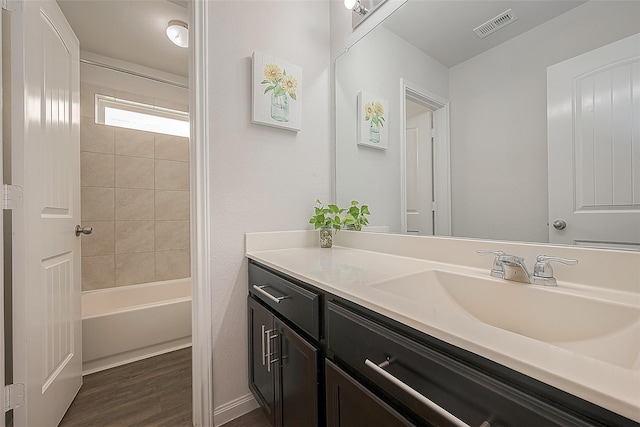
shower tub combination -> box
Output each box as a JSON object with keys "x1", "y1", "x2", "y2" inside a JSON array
[{"x1": 81, "y1": 278, "x2": 192, "y2": 374}]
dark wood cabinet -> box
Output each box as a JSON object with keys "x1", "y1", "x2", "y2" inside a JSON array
[
  {"x1": 327, "y1": 301, "x2": 591, "y2": 427},
  {"x1": 248, "y1": 294, "x2": 319, "y2": 427},
  {"x1": 248, "y1": 259, "x2": 637, "y2": 427},
  {"x1": 275, "y1": 318, "x2": 319, "y2": 427},
  {"x1": 326, "y1": 359, "x2": 414, "y2": 427},
  {"x1": 248, "y1": 296, "x2": 276, "y2": 426}
]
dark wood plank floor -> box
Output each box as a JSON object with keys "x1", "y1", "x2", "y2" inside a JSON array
[
  {"x1": 59, "y1": 347, "x2": 192, "y2": 427},
  {"x1": 220, "y1": 408, "x2": 270, "y2": 427}
]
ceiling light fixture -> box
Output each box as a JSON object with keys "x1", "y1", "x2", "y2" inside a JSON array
[
  {"x1": 344, "y1": 0, "x2": 368, "y2": 16},
  {"x1": 166, "y1": 20, "x2": 189, "y2": 48}
]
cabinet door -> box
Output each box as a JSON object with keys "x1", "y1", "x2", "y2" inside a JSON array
[
  {"x1": 326, "y1": 360, "x2": 414, "y2": 427},
  {"x1": 248, "y1": 297, "x2": 276, "y2": 425},
  {"x1": 275, "y1": 319, "x2": 319, "y2": 427}
]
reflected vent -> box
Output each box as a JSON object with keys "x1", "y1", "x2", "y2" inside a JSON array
[{"x1": 473, "y1": 9, "x2": 518, "y2": 39}]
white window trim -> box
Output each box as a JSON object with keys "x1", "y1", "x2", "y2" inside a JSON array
[{"x1": 95, "y1": 94, "x2": 189, "y2": 137}]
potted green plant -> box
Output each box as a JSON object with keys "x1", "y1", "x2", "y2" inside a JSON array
[
  {"x1": 343, "y1": 200, "x2": 370, "y2": 231},
  {"x1": 309, "y1": 200, "x2": 371, "y2": 248},
  {"x1": 309, "y1": 200, "x2": 344, "y2": 248}
]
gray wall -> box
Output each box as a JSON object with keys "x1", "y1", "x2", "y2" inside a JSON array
[
  {"x1": 208, "y1": 0, "x2": 332, "y2": 410},
  {"x1": 449, "y1": 1, "x2": 640, "y2": 243},
  {"x1": 335, "y1": 26, "x2": 448, "y2": 232}
]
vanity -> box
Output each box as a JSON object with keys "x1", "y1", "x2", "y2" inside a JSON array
[{"x1": 246, "y1": 231, "x2": 640, "y2": 426}]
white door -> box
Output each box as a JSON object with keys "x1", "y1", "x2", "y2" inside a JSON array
[
  {"x1": 547, "y1": 34, "x2": 640, "y2": 249},
  {"x1": 405, "y1": 107, "x2": 433, "y2": 235},
  {"x1": 10, "y1": 0, "x2": 82, "y2": 425}
]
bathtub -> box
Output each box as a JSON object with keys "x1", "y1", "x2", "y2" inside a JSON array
[{"x1": 82, "y1": 278, "x2": 192, "y2": 374}]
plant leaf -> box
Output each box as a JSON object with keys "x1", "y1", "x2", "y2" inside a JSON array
[
  {"x1": 290, "y1": 93, "x2": 297, "y2": 101},
  {"x1": 264, "y1": 86, "x2": 274, "y2": 94}
]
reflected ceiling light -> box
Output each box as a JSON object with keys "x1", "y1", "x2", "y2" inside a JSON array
[
  {"x1": 166, "y1": 20, "x2": 189, "y2": 48},
  {"x1": 344, "y1": 0, "x2": 368, "y2": 16}
]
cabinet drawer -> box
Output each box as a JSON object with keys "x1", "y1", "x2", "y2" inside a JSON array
[
  {"x1": 326, "y1": 359, "x2": 414, "y2": 427},
  {"x1": 327, "y1": 301, "x2": 590, "y2": 427},
  {"x1": 249, "y1": 261, "x2": 321, "y2": 340}
]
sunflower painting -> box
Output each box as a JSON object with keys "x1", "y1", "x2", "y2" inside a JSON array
[
  {"x1": 357, "y1": 91, "x2": 389, "y2": 149},
  {"x1": 252, "y1": 52, "x2": 302, "y2": 131}
]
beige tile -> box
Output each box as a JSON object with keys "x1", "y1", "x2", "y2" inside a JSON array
[
  {"x1": 81, "y1": 152, "x2": 114, "y2": 187},
  {"x1": 155, "y1": 160, "x2": 189, "y2": 190},
  {"x1": 81, "y1": 83, "x2": 114, "y2": 119},
  {"x1": 155, "y1": 250, "x2": 190, "y2": 281},
  {"x1": 82, "y1": 187, "x2": 115, "y2": 221},
  {"x1": 81, "y1": 221, "x2": 115, "y2": 257},
  {"x1": 155, "y1": 190, "x2": 190, "y2": 220},
  {"x1": 115, "y1": 189, "x2": 154, "y2": 220},
  {"x1": 155, "y1": 221, "x2": 190, "y2": 251},
  {"x1": 115, "y1": 221, "x2": 155, "y2": 254},
  {"x1": 154, "y1": 98, "x2": 188, "y2": 112},
  {"x1": 155, "y1": 134, "x2": 189, "y2": 161},
  {"x1": 80, "y1": 117, "x2": 115, "y2": 154},
  {"x1": 115, "y1": 128, "x2": 154, "y2": 158},
  {"x1": 115, "y1": 252, "x2": 155, "y2": 287},
  {"x1": 115, "y1": 156, "x2": 154, "y2": 189},
  {"x1": 82, "y1": 255, "x2": 115, "y2": 291}
]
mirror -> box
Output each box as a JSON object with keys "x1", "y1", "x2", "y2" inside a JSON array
[{"x1": 335, "y1": 0, "x2": 640, "y2": 249}]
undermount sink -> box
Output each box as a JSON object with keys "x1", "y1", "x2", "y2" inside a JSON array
[{"x1": 371, "y1": 270, "x2": 640, "y2": 368}]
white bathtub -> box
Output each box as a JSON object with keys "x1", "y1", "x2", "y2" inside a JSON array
[{"x1": 82, "y1": 278, "x2": 192, "y2": 374}]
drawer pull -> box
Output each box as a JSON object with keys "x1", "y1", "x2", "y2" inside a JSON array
[
  {"x1": 365, "y1": 358, "x2": 471, "y2": 427},
  {"x1": 253, "y1": 284, "x2": 290, "y2": 304}
]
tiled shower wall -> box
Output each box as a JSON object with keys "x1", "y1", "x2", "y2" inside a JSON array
[{"x1": 80, "y1": 83, "x2": 190, "y2": 291}]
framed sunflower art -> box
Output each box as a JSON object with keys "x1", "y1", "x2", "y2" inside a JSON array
[
  {"x1": 252, "y1": 51, "x2": 302, "y2": 132},
  {"x1": 357, "y1": 91, "x2": 388, "y2": 149}
]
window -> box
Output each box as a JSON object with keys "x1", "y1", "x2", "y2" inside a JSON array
[{"x1": 95, "y1": 95, "x2": 189, "y2": 137}]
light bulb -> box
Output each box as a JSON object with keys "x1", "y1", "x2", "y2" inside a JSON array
[{"x1": 344, "y1": 0, "x2": 357, "y2": 10}]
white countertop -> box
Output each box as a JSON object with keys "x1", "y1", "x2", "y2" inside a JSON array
[{"x1": 245, "y1": 231, "x2": 640, "y2": 422}]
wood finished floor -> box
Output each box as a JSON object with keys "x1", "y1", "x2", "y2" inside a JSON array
[
  {"x1": 59, "y1": 347, "x2": 192, "y2": 427},
  {"x1": 219, "y1": 408, "x2": 270, "y2": 427}
]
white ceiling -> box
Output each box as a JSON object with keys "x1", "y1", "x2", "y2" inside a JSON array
[
  {"x1": 57, "y1": 0, "x2": 189, "y2": 77},
  {"x1": 382, "y1": 0, "x2": 586, "y2": 68},
  {"x1": 57, "y1": 0, "x2": 587, "y2": 79}
]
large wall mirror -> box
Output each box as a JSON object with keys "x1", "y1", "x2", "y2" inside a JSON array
[{"x1": 335, "y1": 0, "x2": 640, "y2": 250}]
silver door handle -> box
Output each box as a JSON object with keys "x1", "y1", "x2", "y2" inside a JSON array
[
  {"x1": 265, "y1": 329, "x2": 279, "y2": 372},
  {"x1": 75, "y1": 225, "x2": 93, "y2": 236},
  {"x1": 552, "y1": 219, "x2": 567, "y2": 230},
  {"x1": 365, "y1": 358, "x2": 471, "y2": 427},
  {"x1": 261, "y1": 325, "x2": 266, "y2": 366}
]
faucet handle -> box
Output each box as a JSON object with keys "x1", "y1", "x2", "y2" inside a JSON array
[
  {"x1": 532, "y1": 255, "x2": 578, "y2": 285},
  {"x1": 477, "y1": 250, "x2": 506, "y2": 278}
]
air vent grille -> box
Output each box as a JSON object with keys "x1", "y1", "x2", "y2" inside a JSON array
[{"x1": 473, "y1": 9, "x2": 518, "y2": 39}]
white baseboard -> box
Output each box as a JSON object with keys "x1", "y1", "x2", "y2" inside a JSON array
[{"x1": 214, "y1": 393, "x2": 259, "y2": 427}]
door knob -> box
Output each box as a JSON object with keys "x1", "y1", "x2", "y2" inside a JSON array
[
  {"x1": 75, "y1": 225, "x2": 93, "y2": 236},
  {"x1": 552, "y1": 219, "x2": 567, "y2": 230}
]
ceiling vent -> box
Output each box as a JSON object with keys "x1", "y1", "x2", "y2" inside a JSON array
[{"x1": 473, "y1": 9, "x2": 518, "y2": 39}]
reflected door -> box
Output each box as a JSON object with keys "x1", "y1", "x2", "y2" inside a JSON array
[
  {"x1": 547, "y1": 34, "x2": 640, "y2": 249},
  {"x1": 405, "y1": 101, "x2": 434, "y2": 235}
]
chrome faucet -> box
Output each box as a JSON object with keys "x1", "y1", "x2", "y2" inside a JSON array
[{"x1": 478, "y1": 251, "x2": 577, "y2": 286}]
